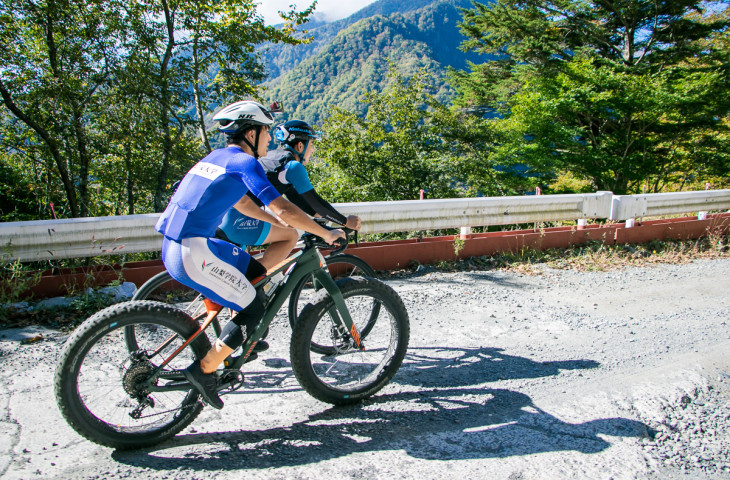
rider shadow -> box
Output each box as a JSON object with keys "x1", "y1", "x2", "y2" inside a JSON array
[{"x1": 112, "y1": 347, "x2": 650, "y2": 471}]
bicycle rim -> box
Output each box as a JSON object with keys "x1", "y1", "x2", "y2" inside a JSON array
[
  {"x1": 56, "y1": 303, "x2": 207, "y2": 448},
  {"x1": 292, "y1": 278, "x2": 409, "y2": 404},
  {"x1": 132, "y1": 270, "x2": 208, "y2": 316}
]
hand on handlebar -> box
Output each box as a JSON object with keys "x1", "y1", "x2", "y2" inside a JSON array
[
  {"x1": 344, "y1": 215, "x2": 361, "y2": 231},
  {"x1": 323, "y1": 228, "x2": 346, "y2": 246}
]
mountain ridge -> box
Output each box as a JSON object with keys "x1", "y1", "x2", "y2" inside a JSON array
[
  {"x1": 262, "y1": 0, "x2": 484, "y2": 125},
  {"x1": 260, "y1": 0, "x2": 439, "y2": 81}
]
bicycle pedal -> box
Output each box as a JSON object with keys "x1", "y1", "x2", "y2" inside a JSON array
[{"x1": 218, "y1": 370, "x2": 245, "y2": 393}]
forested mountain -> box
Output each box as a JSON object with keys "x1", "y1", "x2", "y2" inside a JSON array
[
  {"x1": 263, "y1": 0, "x2": 484, "y2": 124},
  {"x1": 259, "y1": 0, "x2": 439, "y2": 81}
]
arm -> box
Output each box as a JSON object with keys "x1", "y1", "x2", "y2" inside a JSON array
[
  {"x1": 240, "y1": 155, "x2": 343, "y2": 244},
  {"x1": 232, "y1": 195, "x2": 288, "y2": 229},
  {"x1": 267, "y1": 196, "x2": 344, "y2": 244},
  {"x1": 285, "y1": 162, "x2": 361, "y2": 230},
  {"x1": 299, "y1": 189, "x2": 363, "y2": 229}
]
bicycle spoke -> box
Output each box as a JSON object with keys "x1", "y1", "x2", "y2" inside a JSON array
[
  {"x1": 307, "y1": 290, "x2": 397, "y2": 391},
  {"x1": 74, "y1": 322, "x2": 196, "y2": 434}
]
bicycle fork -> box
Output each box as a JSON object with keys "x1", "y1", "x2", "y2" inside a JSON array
[{"x1": 310, "y1": 266, "x2": 365, "y2": 351}]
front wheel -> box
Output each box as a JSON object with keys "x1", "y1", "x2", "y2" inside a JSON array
[
  {"x1": 287, "y1": 253, "x2": 376, "y2": 327},
  {"x1": 290, "y1": 277, "x2": 409, "y2": 405},
  {"x1": 54, "y1": 301, "x2": 211, "y2": 449}
]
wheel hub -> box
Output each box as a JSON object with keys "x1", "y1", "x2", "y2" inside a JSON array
[{"x1": 123, "y1": 361, "x2": 156, "y2": 398}]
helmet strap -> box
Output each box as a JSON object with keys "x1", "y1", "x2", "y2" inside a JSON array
[
  {"x1": 301, "y1": 139, "x2": 310, "y2": 161},
  {"x1": 240, "y1": 126, "x2": 262, "y2": 159},
  {"x1": 284, "y1": 139, "x2": 308, "y2": 161}
]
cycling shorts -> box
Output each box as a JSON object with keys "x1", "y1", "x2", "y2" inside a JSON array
[
  {"x1": 218, "y1": 208, "x2": 271, "y2": 246},
  {"x1": 161, "y1": 236, "x2": 257, "y2": 311}
]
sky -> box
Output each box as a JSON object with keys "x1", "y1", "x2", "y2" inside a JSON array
[{"x1": 257, "y1": 0, "x2": 378, "y2": 25}]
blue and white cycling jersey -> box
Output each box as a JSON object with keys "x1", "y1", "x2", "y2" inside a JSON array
[
  {"x1": 271, "y1": 158, "x2": 314, "y2": 193},
  {"x1": 156, "y1": 146, "x2": 280, "y2": 241},
  {"x1": 155, "y1": 146, "x2": 281, "y2": 311},
  {"x1": 246, "y1": 147, "x2": 348, "y2": 226}
]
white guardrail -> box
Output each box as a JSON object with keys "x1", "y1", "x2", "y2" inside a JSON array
[{"x1": 1, "y1": 189, "x2": 729, "y2": 262}]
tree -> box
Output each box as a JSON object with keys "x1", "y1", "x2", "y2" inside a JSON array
[
  {"x1": 0, "y1": 0, "x2": 129, "y2": 217},
  {"x1": 451, "y1": 0, "x2": 730, "y2": 194},
  {"x1": 182, "y1": 0, "x2": 315, "y2": 153},
  {"x1": 0, "y1": 0, "x2": 317, "y2": 217},
  {"x1": 311, "y1": 68, "x2": 536, "y2": 202}
]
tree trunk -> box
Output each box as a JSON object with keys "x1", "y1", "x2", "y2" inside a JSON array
[
  {"x1": 0, "y1": 80, "x2": 80, "y2": 217},
  {"x1": 193, "y1": 35, "x2": 212, "y2": 153},
  {"x1": 124, "y1": 141, "x2": 135, "y2": 215},
  {"x1": 154, "y1": 0, "x2": 175, "y2": 213},
  {"x1": 71, "y1": 105, "x2": 91, "y2": 217}
]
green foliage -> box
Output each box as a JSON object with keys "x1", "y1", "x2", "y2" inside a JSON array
[
  {"x1": 265, "y1": 0, "x2": 482, "y2": 125},
  {"x1": 310, "y1": 67, "x2": 537, "y2": 203},
  {"x1": 259, "y1": 0, "x2": 452, "y2": 81},
  {"x1": 0, "y1": 258, "x2": 41, "y2": 310},
  {"x1": 0, "y1": 0, "x2": 314, "y2": 219},
  {"x1": 451, "y1": 0, "x2": 730, "y2": 194}
]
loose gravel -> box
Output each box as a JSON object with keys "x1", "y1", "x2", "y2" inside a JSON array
[{"x1": 0, "y1": 258, "x2": 728, "y2": 480}]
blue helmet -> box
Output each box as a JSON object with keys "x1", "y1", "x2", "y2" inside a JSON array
[{"x1": 273, "y1": 120, "x2": 321, "y2": 146}]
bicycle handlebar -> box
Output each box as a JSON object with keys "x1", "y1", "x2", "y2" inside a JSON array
[{"x1": 301, "y1": 224, "x2": 355, "y2": 256}]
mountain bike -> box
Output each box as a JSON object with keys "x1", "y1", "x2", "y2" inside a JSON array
[
  {"x1": 132, "y1": 225, "x2": 376, "y2": 328},
  {"x1": 54, "y1": 232, "x2": 409, "y2": 449}
]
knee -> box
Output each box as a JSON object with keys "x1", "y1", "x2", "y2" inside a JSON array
[{"x1": 284, "y1": 228, "x2": 298, "y2": 244}]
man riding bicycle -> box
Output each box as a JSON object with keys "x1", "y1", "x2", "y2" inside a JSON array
[
  {"x1": 217, "y1": 119, "x2": 361, "y2": 269},
  {"x1": 155, "y1": 101, "x2": 344, "y2": 410}
]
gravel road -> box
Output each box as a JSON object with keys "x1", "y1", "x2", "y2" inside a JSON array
[{"x1": 1, "y1": 258, "x2": 729, "y2": 480}]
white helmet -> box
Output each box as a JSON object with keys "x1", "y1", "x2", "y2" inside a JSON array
[{"x1": 213, "y1": 101, "x2": 276, "y2": 134}]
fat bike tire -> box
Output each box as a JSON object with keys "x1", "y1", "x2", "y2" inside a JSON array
[
  {"x1": 290, "y1": 277, "x2": 409, "y2": 405},
  {"x1": 54, "y1": 301, "x2": 211, "y2": 449}
]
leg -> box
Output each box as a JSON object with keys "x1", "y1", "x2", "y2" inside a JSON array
[
  {"x1": 170, "y1": 241, "x2": 266, "y2": 409},
  {"x1": 200, "y1": 291, "x2": 266, "y2": 373},
  {"x1": 258, "y1": 224, "x2": 298, "y2": 270},
  {"x1": 200, "y1": 339, "x2": 235, "y2": 374},
  {"x1": 184, "y1": 294, "x2": 265, "y2": 410}
]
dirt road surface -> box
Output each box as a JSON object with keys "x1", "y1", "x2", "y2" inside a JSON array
[{"x1": 1, "y1": 258, "x2": 729, "y2": 480}]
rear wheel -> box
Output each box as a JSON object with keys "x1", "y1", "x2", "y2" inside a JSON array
[
  {"x1": 290, "y1": 277, "x2": 409, "y2": 405},
  {"x1": 132, "y1": 270, "x2": 207, "y2": 316},
  {"x1": 54, "y1": 301, "x2": 211, "y2": 449}
]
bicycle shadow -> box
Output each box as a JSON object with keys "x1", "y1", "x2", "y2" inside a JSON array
[
  {"x1": 112, "y1": 347, "x2": 649, "y2": 471},
  {"x1": 233, "y1": 346, "x2": 598, "y2": 393},
  {"x1": 393, "y1": 270, "x2": 529, "y2": 289},
  {"x1": 398, "y1": 346, "x2": 599, "y2": 387}
]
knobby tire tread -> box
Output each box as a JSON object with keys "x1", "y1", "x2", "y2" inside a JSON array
[
  {"x1": 54, "y1": 301, "x2": 210, "y2": 449},
  {"x1": 290, "y1": 277, "x2": 409, "y2": 406}
]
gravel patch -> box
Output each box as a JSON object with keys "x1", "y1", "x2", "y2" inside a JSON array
[{"x1": 0, "y1": 258, "x2": 728, "y2": 479}]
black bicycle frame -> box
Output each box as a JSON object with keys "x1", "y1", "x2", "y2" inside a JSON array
[{"x1": 144, "y1": 243, "x2": 361, "y2": 394}]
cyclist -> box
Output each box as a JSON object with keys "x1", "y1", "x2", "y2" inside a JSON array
[
  {"x1": 217, "y1": 119, "x2": 361, "y2": 268},
  {"x1": 155, "y1": 100, "x2": 344, "y2": 410},
  {"x1": 216, "y1": 194, "x2": 298, "y2": 271}
]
